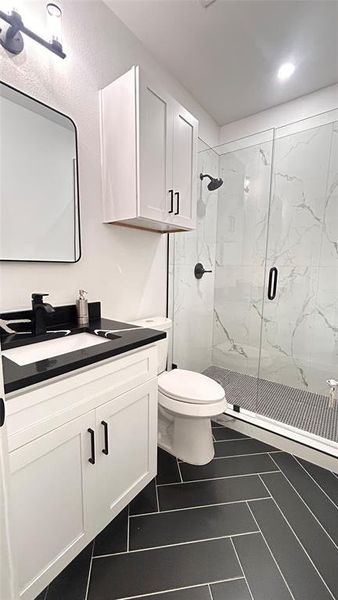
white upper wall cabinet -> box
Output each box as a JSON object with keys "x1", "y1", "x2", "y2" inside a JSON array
[{"x1": 100, "y1": 66, "x2": 198, "y2": 233}]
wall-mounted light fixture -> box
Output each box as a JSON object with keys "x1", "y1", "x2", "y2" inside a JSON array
[{"x1": 0, "y1": 3, "x2": 66, "y2": 59}]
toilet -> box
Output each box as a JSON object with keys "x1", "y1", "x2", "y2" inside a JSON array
[{"x1": 131, "y1": 316, "x2": 227, "y2": 465}]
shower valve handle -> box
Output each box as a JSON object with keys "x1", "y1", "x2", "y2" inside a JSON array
[{"x1": 194, "y1": 262, "x2": 212, "y2": 279}]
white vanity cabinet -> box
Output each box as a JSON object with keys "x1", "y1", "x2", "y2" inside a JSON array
[
  {"x1": 6, "y1": 345, "x2": 158, "y2": 600},
  {"x1": 95, "y1": 381, "x2": 157, "y2": 529},
  {"x1": 10, "y1": 412, "x2": 97, "y2": 598},
  {"x1": 100, "y1": 65, "x2": 198, "y2": 233}
]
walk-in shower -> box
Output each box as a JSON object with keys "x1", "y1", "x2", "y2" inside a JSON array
[{"x1": 169, "y1": 110, "x2": 338, "y2": 456}]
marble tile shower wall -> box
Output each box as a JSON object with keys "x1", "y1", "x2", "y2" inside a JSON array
[
  {"x1": 213, "y1": 120, "x2": 338, "y2": 396},
  {"x1": 172, "y1": 140, "x2": 219, "y2": 372}
]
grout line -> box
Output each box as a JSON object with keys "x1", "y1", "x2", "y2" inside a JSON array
[
  {"x1": 293, "y1": 455, "x2": 338, "y2": 509},
  {"x1": 268, "y1": 454, "x2": 338, "y2": 550},
  {"x1": 110, "y1": 577, "x2": 245, "y2": 600},
  {"x1": 83, "y1": 540, "x2": 95, "y2": 600},
  {"x1": 155, "y1": 479, "x2": 160, "y2": 512},
  {"x1": 156, "y1": 470, "x2": 280, "y2": 486},
  {"x1": 92, "y1": 530, "x2": 260, "y2": 559},
  {"x1": 230, "y1": 537, "x2": 255, "y2": 600},
  {"x1": 213, "y1": 436, "x2": 250, "y2": 442},
  {"x1": 129, "y1": 497, "x2": 272, "y2": 517},
  {"x1": 176, "y1": 459, "x2": 184, "y2": 483},
  {"x1": 126, "y1": 504, "x2": 130, "y2": 552},
  {"x1": 261, "y1": 487, "x2": 336, "y2": 600},
  {"x1": 208, "y1": 583, "x2": 214, "y2": 600},
  {"x1": 212, "y1": 450, "x2": 281, "y2": 459},
  {"x1": 246, "y1": 499, "x2": 296, "y2": 600}
]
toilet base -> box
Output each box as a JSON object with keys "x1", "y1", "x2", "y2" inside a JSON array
[{"x1": 158, "y1": 405, "x2": 215, "y2": 465}]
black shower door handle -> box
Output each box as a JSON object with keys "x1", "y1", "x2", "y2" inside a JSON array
[
  {"x1": 174, "y1": 191, "x2": 180, "y2": 215},
  {"x1": 267, "y1": 267, "x2": 278, "y2": 300},
  {"x1": 0, "y1": 398, "x2": 5, "y2": 428}
]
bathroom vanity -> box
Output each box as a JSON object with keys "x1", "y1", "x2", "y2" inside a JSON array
[{"x1": 1, "y1": 303, "x2": 164, "y2": 600}]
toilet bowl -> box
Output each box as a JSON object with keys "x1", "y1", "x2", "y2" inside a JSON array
[{"x1": 131, "y1": 316, "x2": 227, "y2": 465}]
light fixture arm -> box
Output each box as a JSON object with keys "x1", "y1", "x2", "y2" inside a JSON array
[{"x1": 0, "y1": 9, "x2": 66, "y2": 59}]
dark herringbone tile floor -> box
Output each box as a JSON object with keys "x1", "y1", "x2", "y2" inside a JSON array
[{"x1": 36, "y1": 423, "x2": 338, "y2": 600}]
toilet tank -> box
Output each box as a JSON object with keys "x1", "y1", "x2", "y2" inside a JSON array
[{"x1": 130, "y1": 316, "x2": 172, "y2": 374}]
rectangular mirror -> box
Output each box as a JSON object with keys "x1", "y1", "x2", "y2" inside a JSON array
[{"x1": 0, "y1": 82, "x2": 81, "y2": 262}]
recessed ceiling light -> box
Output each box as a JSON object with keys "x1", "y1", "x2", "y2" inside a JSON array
[{"x1": 277, "y1": 62, "x2": 296, "y2": 81}]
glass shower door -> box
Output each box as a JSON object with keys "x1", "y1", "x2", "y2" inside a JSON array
[
  {"x1": 257, "y1": 115, "x2": 338, "y2": 442},
  {"x1": 211, "y1": 132, "x2": 273, "y2": 411}
]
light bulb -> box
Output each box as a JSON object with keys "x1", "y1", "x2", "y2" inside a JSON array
[
  {"x1": 47, "y1": 3, "x2": 62, "y2": 46},
  {"x1": 277, "y1": 62, "x2": 296, "y2": 81}
]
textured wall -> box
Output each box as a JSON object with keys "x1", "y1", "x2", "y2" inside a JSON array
[{"x1": 0, "y1": 0, "x2": 218, "y2": 319}]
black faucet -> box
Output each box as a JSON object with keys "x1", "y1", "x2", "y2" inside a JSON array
[{"x1": 31, "y1": 293, "x2": 55, "y2": 336}]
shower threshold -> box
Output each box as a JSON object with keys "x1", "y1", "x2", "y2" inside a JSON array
[{"x1": 203, "y1": 366, "x2": 338, "y2": 455}]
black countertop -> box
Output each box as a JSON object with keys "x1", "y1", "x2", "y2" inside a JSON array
[{"x1": 1, "y1": 303, "x2": 165, "y2": 394}]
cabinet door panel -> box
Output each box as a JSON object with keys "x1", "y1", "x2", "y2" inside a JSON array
[
  {"x1": 95, "y1": 380, "x2": 157, "y2": 531},
  {"x1": 172, "y1": 103, "x2": 198, "y2": 229},
  {"x1": 9, "y1": 412, "x2": 96, "y2": 599},
  {"x1": 138, "y1": 71, "x2": 173, "y2": 222}
]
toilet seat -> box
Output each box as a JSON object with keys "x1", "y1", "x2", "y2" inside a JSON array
[
  {"x1": 159, "y1": 389, "x2": 227, "y2": 417},
  {"x1": 158, "y1": 369, "x2": 226, "y2": 418},
  {"x1": 158, "y1": 369, "x2": 225, "y2": 404}
]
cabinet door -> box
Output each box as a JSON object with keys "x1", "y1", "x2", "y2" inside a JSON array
[
  {"x1": 9, "y1": 412, "x2": 96, "y2": 600},
  {"x1": 138, "y1": 69, "x2": 174, "y2": 223},
  {"x1": 171, "y1": 101, "x2": 198, "y2": 229},
  {"x1": 94, "y1": 379, "x2": 157, "y2": 531}
]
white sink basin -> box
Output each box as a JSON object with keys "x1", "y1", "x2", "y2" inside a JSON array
[{"x1": 2, "y1": 332, "x2": 111, "y2": 366}]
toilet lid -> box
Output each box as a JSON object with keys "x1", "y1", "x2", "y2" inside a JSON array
[{"x1": 158, "y1": 369, "x2": 225, "y2": 404}]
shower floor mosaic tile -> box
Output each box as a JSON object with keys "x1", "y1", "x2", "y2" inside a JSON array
[
  {"x1": 35, "y1": 423, "x2": 338, "y2": 600},
  {"x1": 203, "y1": 365, "x2": 338, "y2": 443}
]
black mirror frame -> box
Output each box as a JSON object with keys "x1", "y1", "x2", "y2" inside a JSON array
[{"x1": 0, "y1": 80, "x2": 82, "y2": 264}]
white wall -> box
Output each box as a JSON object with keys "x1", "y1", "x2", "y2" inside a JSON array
[
  {"x1": 0, "y1": 0, "x2": 219, "y2": 319},
  {"x1": 219, "y1": 84, "x2": 338, "y2": 144}
]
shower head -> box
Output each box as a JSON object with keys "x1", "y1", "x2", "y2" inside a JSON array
[{"x1": 200, "y1": 172, "x2": 223, "y2": 191}]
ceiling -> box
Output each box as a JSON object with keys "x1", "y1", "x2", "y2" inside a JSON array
[{"x1": 105, "y1": 0, "x2": 338, "y2": 126}]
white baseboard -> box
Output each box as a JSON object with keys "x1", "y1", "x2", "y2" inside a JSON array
[{"x1": 214, "y1": 411, "x2": 338, "y2": 474}]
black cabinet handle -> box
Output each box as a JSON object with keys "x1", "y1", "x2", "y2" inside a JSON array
[
  {"x1": 101, "y1": 420, "x2": 109, "y2": 455},
  {"x1": 174, "y1": 191, "x2": 180, "y2": 215},
  {"x1": 88, "y1": 428, "x2": 96, "y2": 464},
  {"x1": 267, "y1": 267, "x2": 278, "y2": 300},
  {"x1": 0, "y1": 398, "x2": 5, "y2": 428},
  {"x1": 168, "y1": 189, "x2": 174, "y2": 213}
]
